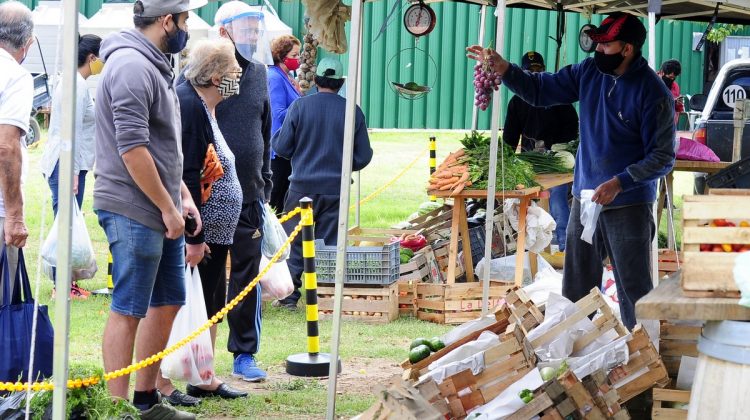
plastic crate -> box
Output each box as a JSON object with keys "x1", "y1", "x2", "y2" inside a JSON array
[
  {"x1": 314, "y1": 240, "x2": 400, "y2": 285},
  {"x1": 706, "y1": 156, "x2": 750, "y2": 188},
  {"x1": 468, "y1": 225, "x2": 486, "y2": 267}
]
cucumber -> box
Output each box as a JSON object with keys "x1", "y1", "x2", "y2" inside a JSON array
[
  {"x1": 427, "y1": 337, "x2": 445, "y2": 352},
  {"x1": 409, "y1": 344, "x2": 431, "y2": 364},
  {"x1": 410, "y1": 337, "x2": 431, "y2": 350}
]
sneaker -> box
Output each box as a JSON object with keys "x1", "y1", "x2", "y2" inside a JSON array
[
  {"x1": 51, "y1": 287, "x2": 88, "y2": 300},
  {"x1": 139, "y1": 401, "x2": 196, "y2": 420},
  {"x1": 72, "y1": 282, "x2": 92, "y2": 297},
  {"x1": 232, "y1": 354, "x2": 267, "y2": 382},
  {"x1": 272, "y1": 299, "x2": 299, "y2": 311}
]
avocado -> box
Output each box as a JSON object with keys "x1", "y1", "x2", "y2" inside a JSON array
[
  {"x1": 410, "y1": 337, "x2": 431, "y2": 350},
  {"x1": 427, "y1": 337, "x2": 445, "y2": 352},
  {"x1": 409, "y1": 344, "x2": 432, "y2": 364}
]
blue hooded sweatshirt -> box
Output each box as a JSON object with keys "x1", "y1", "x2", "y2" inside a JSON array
[{"x1": 502, "y1": 55, "x2": 675, "y2": 207}]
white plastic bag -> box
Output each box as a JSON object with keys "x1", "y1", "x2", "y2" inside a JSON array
[
  {"x1": 261, "y1": 203, "x2": 290, "y2": 260},
  {"x1": 580, "y1": 189, "x2": 603, "y2": 244},
  {"x1": 161, "y1": 266, "x2": 214, "y2": 385},
  {"x1": 40, "y1": 200, "x2": 97, "y2": 280},
  {"x1": 259, "y1": 256, "x2": 295, "y2": 301},
  {"x1": 735, "y1": 252, "x2": 750, "y2": 307},
  {"x1": 503, "y1": 199, "x2": 556, "y2": 253}
]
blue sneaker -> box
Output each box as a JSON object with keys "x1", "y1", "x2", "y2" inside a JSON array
[{"x1": 233, "y1": 353, "x2": 267, "y2": 382}]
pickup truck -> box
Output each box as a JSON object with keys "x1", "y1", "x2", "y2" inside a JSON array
[{"x1": 689, "y1": 58, "x2": 750, "y2": 162}]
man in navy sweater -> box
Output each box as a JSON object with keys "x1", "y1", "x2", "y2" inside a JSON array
[
  {"x1": 272, "y1": 58, "x2": 373, "y2": 308},
  {"x1": 469, "y1": 13, "x2": 675, "y2": 329}
]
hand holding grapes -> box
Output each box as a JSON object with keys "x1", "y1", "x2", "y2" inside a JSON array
[{"x1": 466, "y1": 45, "x2": 509, "y2": 110}]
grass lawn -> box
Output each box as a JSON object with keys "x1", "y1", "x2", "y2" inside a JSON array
[{"x1": 23, "y1": 130, "x2": 465, "y2": 419}]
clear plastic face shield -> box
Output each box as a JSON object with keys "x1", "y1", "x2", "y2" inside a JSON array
[{"x1": 221, "y1": 11, "x2": 272, "y2": 65}]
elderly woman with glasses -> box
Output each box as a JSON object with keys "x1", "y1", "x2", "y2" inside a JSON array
[{"x1": 156, "y1": 39, "x2": 247, "y2": 406}]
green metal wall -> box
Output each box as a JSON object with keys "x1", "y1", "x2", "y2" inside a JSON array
[{"x1": 13, "y1": 0, "x2": 749, "y2": 129}]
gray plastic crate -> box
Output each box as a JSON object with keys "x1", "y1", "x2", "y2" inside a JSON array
[{"x1": 314, "y1": 240, "x2": 400, "y2": 285}]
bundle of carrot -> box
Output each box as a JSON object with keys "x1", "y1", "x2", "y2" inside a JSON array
[{"x1": 427, "y1": 148, "x2": 472, "y2": 195}]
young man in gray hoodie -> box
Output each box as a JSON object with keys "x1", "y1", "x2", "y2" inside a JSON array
[{"x1": 94, "y1": 1, "x2": 205, "y2": 418}]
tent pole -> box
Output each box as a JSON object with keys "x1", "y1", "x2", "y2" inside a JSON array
[
  {"x1": 482, "y1": 0, "x2": 506, "y2": 315},
  {"x1": 648, "y1": 11, "x2": 660, "y2": 288},
  {"x1": 355, "y1": 29, "x2": 364, "y2": 228},
  {"x1": 51, "y1": 0, "x2": 80, "y2": 418},
  {"x1": 471, "y1": 5, "x2": 487, "y2": 131},
  {"x1": 325, "y1": 0, "x2": 364, "y2": 417}
]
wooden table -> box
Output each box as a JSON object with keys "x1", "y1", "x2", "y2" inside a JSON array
[
  {"x1": 636, "y1": 273, "x2": 750, "y2": 321},
  {"x1": 430, "y1": 173, "x2": 573, "y2": 286},
  {"x1": 657, "y1": 160, "x2": 731, "y2": 250}
]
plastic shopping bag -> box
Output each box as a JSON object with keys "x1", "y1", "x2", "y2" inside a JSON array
[
  {"x1": 735, "y1": 252, "x2": 750, "y2": 307},
  {"x1": 580, "y1": 190, "x2": 602, "y2": 244},
  {"x1": 40, "y1": 201, "x2": 97, "y2": 280},
  {"x1": 261, "y1": 203, "x2": 290, "y2": 260},
  {"x1": 259, "y1": 256, "x2": 295, "y2": 301},
  {"x1": 161, "y1": 266, "x2": 214, "y2": 385}
]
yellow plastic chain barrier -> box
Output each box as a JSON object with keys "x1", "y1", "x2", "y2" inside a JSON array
[
  {"x1": 349, "y1": 147, "x2": 427, "y2": 211},
  {"x1": 0, "y1": 206, "x2": 307, "y2": 393}
]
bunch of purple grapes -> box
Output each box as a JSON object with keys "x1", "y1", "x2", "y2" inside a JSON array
[{"x1": 473, "y1": 59, "x2": 502, "y2": 111}]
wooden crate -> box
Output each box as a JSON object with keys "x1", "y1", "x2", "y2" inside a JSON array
[
  {"x1": 681, "y1": 193, "x2": 750, "y2": 297},
  {"x1": 400, "y1": 305, "x2": 512, "y2": 380},
  {"x1": 502, "y1": 286, "x2": 545, "y2": 332},
  {"x1": 608, "y1": 325, "x2": 671, "y2": 404},
  {"x1": 508, "y1": 369, "x2": 630, "y2": 420},
  {"x1": 347, "y1": 227, "x2": 417, "y2": 245},
  {"x1": 432, "y1": 241, "x2": 465, "y2": 280},
  {"x1": 529, "y1": 288, "x2": 629, "y2": 354},
  {"x1": 652, "y1": 388, "x2": 690, "y2": 420},
  {"x1": 317, "y1": 283, "x2": 398, "y2": 323},
  {"x1": 438, "y1": 324, "x2": 536, "y2": 418},
  {"x1": 416, "y1": 281, "x2": 515, "y2": 325},
  {"x1": 398, "y1": 279, "x2": 418, "y2": 316},
  {"x1": 659, "y1": 321, "x2": 701, "y2": 378},
  {"x1": 358, "y1": 378, "x2": 446, "y2": 420},
  {"x1": 657, "y1": 249, "x2": 682, "y2": 278},
  {"x1": 581, "y1": 369, "x2": 629, "y2": 419}
]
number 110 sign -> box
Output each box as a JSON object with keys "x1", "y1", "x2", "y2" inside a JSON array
[{"x1": 722, "y1": 84, "x2": 747, "y2": 108}]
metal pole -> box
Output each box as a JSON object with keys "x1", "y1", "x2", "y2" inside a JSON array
[
  {"x1": 326, "y1": 0, "x2": 364, "y2": 417},
  {"x1": 648, "y1": 11, "x2": 658, "y2": 287},
  {"x1": 52, "y1": 0, "x2": 80, "y2": 417},
  {"x1": 429, "y1": 136, "x2": 437, "y2": 201},
  {"x1": 354, "y1": 35, "x2": 364, "y2": 227},
  {"x1": 482, "y1": 0, "x2": 506, "y2": 315},
  {"x1": 471, "y1": 5, "x2": 487, "y2": 131}
]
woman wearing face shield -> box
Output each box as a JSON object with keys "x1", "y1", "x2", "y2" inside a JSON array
[{"x1": 156, "y1": 39, "x2": 247, "y2": 405}]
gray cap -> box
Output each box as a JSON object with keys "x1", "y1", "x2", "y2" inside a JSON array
[{"x1": 135, "y1": 0, "x2": 208, "y2": 18}]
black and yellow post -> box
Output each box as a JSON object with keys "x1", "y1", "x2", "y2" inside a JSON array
[
  {"x1": 92, "y1": 252, "x2": 114, "y2": 296},
  {"x1": 286, "y1": 198, "x2": 342, "y2": 377},
  {"x1": 429, "y1": 136, "x2": 437, "y2": 201}
]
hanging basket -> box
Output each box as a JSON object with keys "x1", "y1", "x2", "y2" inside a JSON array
[{"x1": 386, "y1": 47, "x2": 438, "y2": 101}]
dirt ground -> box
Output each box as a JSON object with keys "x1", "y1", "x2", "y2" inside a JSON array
[{"x1": 229, "y1": 357, "x2": 400, "y2": 396}]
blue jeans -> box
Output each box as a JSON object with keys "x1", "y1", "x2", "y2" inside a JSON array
[
  {"x1": 561, "y1": 198, "x2": 655, "y2": 329},
  {"x1": 47, "y1": 161, "x2": 87, "y2": 215},
  {"x1": 97, "y1": 210, "x2": 186, "y2": 318},
  {"x1": 548, "y1": 185, "x2": 570, "y2": 251}
]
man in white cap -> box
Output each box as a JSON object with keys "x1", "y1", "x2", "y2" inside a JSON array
[
  {"x1": 198, "y1": 1, "x2": 273, "y2": 384},
  {"x1": 94, "y1": 1, "x2": 206, "y2": 417},
  {"x1": 0, "y1": 1, "x2": 33, "y2": 302}
]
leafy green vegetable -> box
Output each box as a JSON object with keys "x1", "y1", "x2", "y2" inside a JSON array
[
  {"x1": 460, "y1": 131, "x2": 537, "y2": 190},
  {"x1": 517, "y1": 151, "x2": 573, "y2": 174}
]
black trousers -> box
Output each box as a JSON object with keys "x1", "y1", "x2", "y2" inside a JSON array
[
  {"x1": 280, "y1": 190, "x2": 341, "y2": 304},
  {"x1": 197, "y1": 243, "x2": 229, "y2": 320},
  {"x1": 561, "y1": 198, "x2": 655, "y2": 330},
  {"x1": 227, "y1": 201, "x2": 264, "y2": 356},
  {"x1": 269, "y1": 157, "x2": 292, "y2": 216}
]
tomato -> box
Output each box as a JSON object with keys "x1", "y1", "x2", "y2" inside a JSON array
[
  {"x1": 733, "y1": 244, "x2": 745, "y2": 252},
  {"x1": 700, "y1": 243, "x2": 712, "y2": 252},
  {"x1": 722, "y1": 244, "x2": 734, "y2": 252},
  {"x1": 740, "y1": 221, "x2": 750, "y2": 228},
  {"x1": 741, "y1": 246, "x2": 750, "y2": 252},
  {"x1": 713, "y1": 219, "x2": 730, "y2": 227},
  {"x1": 712, "y1": 245, "x2": 725, "y2": 252},
  {"x1": 726, "y1": 221, "x2": 736, "y2": 227}
]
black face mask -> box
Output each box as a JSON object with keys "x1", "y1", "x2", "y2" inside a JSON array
[
  {"x1": 594, "y1": 50, "x2": 626, "y2": 75},
  {"x1": 662, "y1": 76, "x2": 675, "y2": 89}
]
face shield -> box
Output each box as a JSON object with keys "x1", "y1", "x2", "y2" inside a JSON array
[{"x1": 221, "y1": 11, "x2": 273, "y2": 65}]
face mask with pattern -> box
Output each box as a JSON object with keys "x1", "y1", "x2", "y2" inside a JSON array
[{"x1": 217, "y1": 75, "x2": 240, "y2": 99}]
